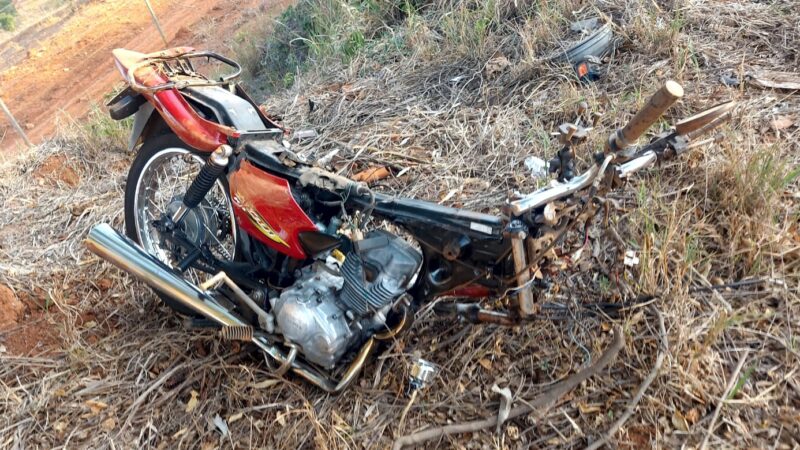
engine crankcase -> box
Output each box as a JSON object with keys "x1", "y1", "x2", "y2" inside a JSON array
[{"x1": 271, "y1": 269, "x2": 355, "y2": 369}]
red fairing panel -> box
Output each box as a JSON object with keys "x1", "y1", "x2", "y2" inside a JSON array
[
  {"x1": 229, "y1": 160, "x2": 317, "y2": 260},
  {"x1": 149, "y1": 89, "x2": 233, "y2": 151},
  {"x1": 112, "y1": 48, "x2": 237, "y2": 152}
]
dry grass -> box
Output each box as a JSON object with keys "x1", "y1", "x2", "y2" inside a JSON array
[{"x1": 2, "y1": 0, "x2": 800, "y2": 448}]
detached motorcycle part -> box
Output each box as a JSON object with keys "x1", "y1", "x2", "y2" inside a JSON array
[
  {"x1": 575, "y1": 60, "x2": 602, "y2": 82},
  {"x1": 551, "y1": 23, "x2": 614, "y2": 65},
  {"x1": 408, "y1": 358, "x2": 438, "y2": 391}
]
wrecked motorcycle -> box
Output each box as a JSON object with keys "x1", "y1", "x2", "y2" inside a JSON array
[{"x1": 86, "y1": 47, "x2": 734, "y2": 392}]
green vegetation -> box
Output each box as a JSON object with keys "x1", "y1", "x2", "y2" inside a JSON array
[
  {"x1": 51, "y1": 104, "x2": 132, "y2": 153},
  {"x1": 80, "y1": 106, "x2": 132, "y2": 146},
  {"x1": 251, "y1": 0, "x2": 510, "y2": 89},
  {"x1": 257, "y1": 0, "x2": 372, "y2": 88},
  {"x1": 0, "y1": 0, "x2": 17, "y2": 31}
]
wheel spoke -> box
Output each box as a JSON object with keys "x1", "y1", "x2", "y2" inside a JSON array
[
  {"x1": 199, "y1": 220, "x2": 231, "y2": 260},
  {"x1": 147, "y1": 197, "x2": 167, "y2": 215},
  {"x1": 133, "y1": 148, "x2": 237, "y2": 275}
]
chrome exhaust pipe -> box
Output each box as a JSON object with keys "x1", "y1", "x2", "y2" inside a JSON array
[
  {"x1": 85, "y1": 223, "x2": 243, "y2": 327},
  {"x1": 84, "y1": 223, "x2": 369, "y2": 393}
]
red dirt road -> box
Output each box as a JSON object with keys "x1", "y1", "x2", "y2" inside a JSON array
[{"x1": 0, "y1": 0, "x2": 287, "y2": 153}]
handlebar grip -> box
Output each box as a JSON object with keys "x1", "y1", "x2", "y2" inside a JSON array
[{"x1": 607, "y1": 80, "x2": 684, "y2": 152}]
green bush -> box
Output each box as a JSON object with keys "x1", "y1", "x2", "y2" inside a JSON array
[
  {"x1": 0, "y1": 13, "x2": 15, "y2": 32},
  {"x1": 0, "y1": 0, "x2": 15, "y2": 13},
  {"x1": 0, "y1": 0, "x2": 17, "y2": 32},
  {"x1": 259, "y1": 0, "x2": 406, "y2": 88},
  {"x1": 249, "y1": 0, "x2": 514, "y2": 90},
  {"x1": 261, "y1": 0, "x2": 344, "y2": 87}
]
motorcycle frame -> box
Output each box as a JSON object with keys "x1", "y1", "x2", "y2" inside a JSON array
[
  {"x1": 233, "y1": 139, "x2": 521, "y2": 302},
  {"x1": 114, "y1": 47, "x2": 523, "y2": 310},
  {"x1": 108, "y1": 48, "x2": 654, "y2": 326},
  {"x1": 95, "y1": 47, "x2": 736, "y2": 392}
]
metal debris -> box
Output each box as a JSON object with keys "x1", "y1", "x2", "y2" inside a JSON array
[{"x1": 623, "y1": 250, "x2": 640, "y2": 267}]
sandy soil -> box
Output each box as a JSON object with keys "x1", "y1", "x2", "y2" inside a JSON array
[{"x1": 0, "y1": 0, "x2": 274, "y2": 153}]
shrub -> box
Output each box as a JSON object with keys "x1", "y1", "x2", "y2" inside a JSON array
[
  {"x1": 0, "y1": 13, "x2": 15, "y2": 31},
  {"x1": 0, "y1": 0, "x2": 17, "y2": 32},
  {"x1": 258, "y1": 0, "x2": 400, "y2": 89}
]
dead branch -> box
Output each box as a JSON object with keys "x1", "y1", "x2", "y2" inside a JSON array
[
  {"x1": 392, "y1": 326, "x2": 626, "y2": 450},
  {"x1": 700, "y1": 348, "x2": 751, "y2": 450},
  {"x1": 584, "y1": 307, "x2": 667, "y2": 450}
]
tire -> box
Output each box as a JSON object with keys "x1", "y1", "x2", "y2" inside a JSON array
[{"x1": 123, "y1": 133, "x2": 237, "y2": 315}]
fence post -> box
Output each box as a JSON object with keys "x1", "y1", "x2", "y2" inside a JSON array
[
  {"x1": 0, "y1": 97, "x2": 33, "y2": 148},
  {"x1": 143, "y1": 0, "x2": 169, "y2": 47}
]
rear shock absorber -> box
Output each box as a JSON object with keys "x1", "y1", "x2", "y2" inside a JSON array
[{"x1": 172, "y1": 144, "x2": 233, "y2": 224}]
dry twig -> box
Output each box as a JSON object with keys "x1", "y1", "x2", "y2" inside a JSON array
[
  {"x1": 700, "y1": 349, "x2": 751, "y2": 450},
  {"x1": 585, "y1": 307, "x2": 667, "y2": 450}
]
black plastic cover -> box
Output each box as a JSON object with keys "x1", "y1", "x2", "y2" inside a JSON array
[
  {"x1": 107, "y1": 87, "x2": 146, "y2": 120},
  {"x1": 298, "y1": 231, "x2": 342, "y2": 256}
]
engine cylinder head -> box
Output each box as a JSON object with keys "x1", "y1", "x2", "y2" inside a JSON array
[
  {"x1": 340, "y1": 253, "x2": 400, "y2": 315},
  {"x1": 339, "y1": 230, "x2": 422, "y2": 317}
]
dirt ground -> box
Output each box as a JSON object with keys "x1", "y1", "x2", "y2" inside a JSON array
[{"x1": 0, "y1": 0, "x2": 276, "y2": 154}]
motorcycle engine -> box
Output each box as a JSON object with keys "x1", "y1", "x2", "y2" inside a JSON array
[{"x1": 271, "y1": 230, "x2": 422, "y2": 368}]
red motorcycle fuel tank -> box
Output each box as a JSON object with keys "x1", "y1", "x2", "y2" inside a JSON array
[{"x1": 229, "y1": 160, "x2": 318, "y2": 260}]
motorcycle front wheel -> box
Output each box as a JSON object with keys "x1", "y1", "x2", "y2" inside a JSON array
[{"x1": 123, "y1": 133, "x2": 238, "y2": 314}]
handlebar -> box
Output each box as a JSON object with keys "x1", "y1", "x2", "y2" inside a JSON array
[
  {"x1": 508, "y1": 81, "x2": 736, "y2": 217},
  {"x1": 508, "y1": 149, "x2": 659, "y2": 215},
  {"x1": 607, "y1": 80, "x2": 684, "y2": 152}
]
